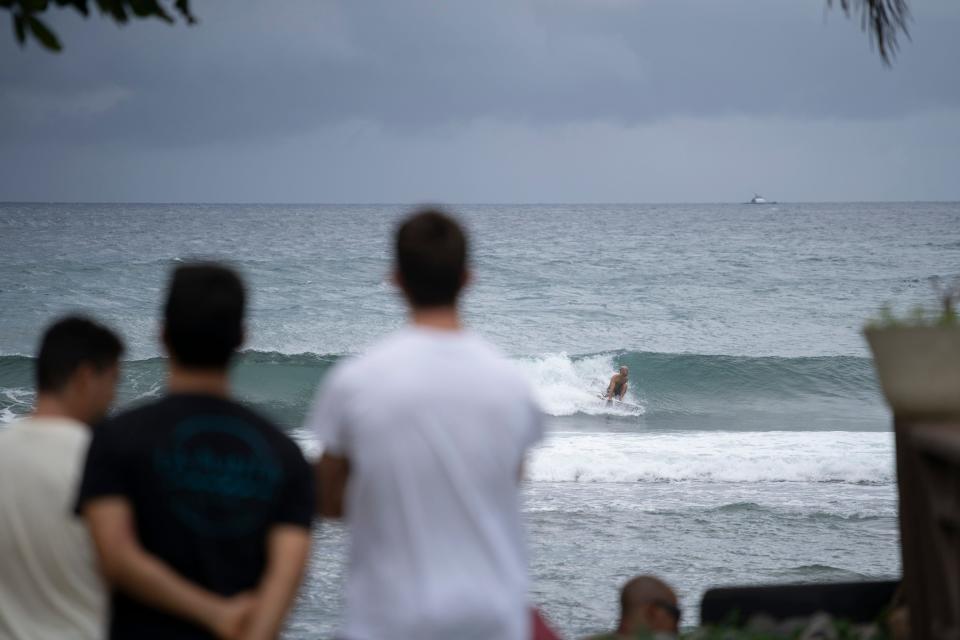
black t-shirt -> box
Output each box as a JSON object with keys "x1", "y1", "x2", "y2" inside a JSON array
[{"x1": 76, "y1": 394, "x2": 315, "y2": 640}]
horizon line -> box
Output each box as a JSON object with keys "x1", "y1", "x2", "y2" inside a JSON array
[{"x1": 2, "y1": 200, "x2": 959, "y2": 206}]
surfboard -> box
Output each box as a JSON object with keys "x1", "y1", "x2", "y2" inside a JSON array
[{"x1": 597, "y1": 394, "x2": 641, "y2": 411}]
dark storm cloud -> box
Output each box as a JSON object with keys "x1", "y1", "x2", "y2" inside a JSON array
[{"x1": 1, "y1": 0, "x2": 959, "y2": 149}]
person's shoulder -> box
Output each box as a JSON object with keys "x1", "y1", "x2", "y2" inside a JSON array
[
  {"x1": 365, "y1": 328, "x2": 423, "y2": 360},
  {"x1": 458, "y1": 332, "x2": 502, "y2": 361},
  {"x1": 256, "y1": 418, "x2": 310, "y2": 471},
  {"x1": 326, "y1": 330, "x2": 412, "y2": 382},
  {"x1": 114, "y1": 395, "x2": 177, "y2": 418},
  {"x1": 0, "y1": 419, "x2": 29, "y2": 449},
  {"x1": 216, "y1": 397, "x2": 278, "y2": 430},
  {"x1": 0, "y1": 416, "x2": 33, "y2": 434},
  {"x1": 262, "y1": 425, "x2": 309, "y2": 467},
  {"x1": 0, "y1": 419, "x2": 88, "y2": 483},
  {"x1": 83, "y1": 399, "x2": 172, "y2": 453},
  {"x1": 466, "y1": 334, "x2": 527, "y2": 382},
  {"x1": 317, "y1": 354, "x2": 365, "y2": 397},
  {"x1": 224, "y1": 401, "x2": 305, "y2": 457},
  {"x1": 97, "y1": 396, "x2": 172, "y2": 433}
]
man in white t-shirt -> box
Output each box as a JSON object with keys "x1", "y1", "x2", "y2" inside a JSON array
[
  {"x1": 308, "y1": 208, "x2": 544, "y2": 640},
  {"x1": 0, "y1": 316, "x2": 124, "y2": 640}
]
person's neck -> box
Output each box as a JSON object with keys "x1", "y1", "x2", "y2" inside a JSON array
[
  {"x1": 168, "y1": 364, "x2": 230, "y2": 398},
  {"x1": 32, "y1": 393, "x2": 85, "y2": 424},
  {"x1": 410, "y1": 306, "x2": 462, "y2": 331}
]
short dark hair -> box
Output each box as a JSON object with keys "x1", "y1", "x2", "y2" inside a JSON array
[
  {"x1": 163, "y1": 263, "x2": 245, "y2": 369},
  {"x1": 395, "y1": 208, "x2": 468, "y2": 308},
  {"x1": 36, "y1": 316, "x2": 124, "y2": 393}
]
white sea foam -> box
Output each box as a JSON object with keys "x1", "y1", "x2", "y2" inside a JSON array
[
  {"x1": 0, "y1": 388, "x2": 34, "y2": 425},
  {"x1": 292, "y1": 425, "x2": 892, "y2": 486},
  {"x1": 514, "y1": 353, "x2": 643, "y2": 417},
  {"x1": 527, "y1": 430, "x2": 894, "y2": 484},
  {"x1": 289, "y1": 427, "x2": 322, "y2": 459}
]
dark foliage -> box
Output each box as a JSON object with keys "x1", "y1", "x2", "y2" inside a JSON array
[
  {"x1": 1, "y1": 0, "x2": 194, "y2": 52},
  {"x1": 828, "y1": 0, "x2": 911, "y2": 64},
  {"x1": 0, "y1": 0, "x2": 911, "y2": 63}
]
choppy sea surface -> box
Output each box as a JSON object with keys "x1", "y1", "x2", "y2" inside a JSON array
[{"x1": 3, "y1": 202, "x2": 958, "y2": 636}]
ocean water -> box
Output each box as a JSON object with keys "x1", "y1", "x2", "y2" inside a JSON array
[{"x1": 2, "y1": 202, "x2": 958, "y2": 636}]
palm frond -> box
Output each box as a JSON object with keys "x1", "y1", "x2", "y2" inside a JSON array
[{"x1": 828, "y1": 0, "x2": 911, "y2": 64}]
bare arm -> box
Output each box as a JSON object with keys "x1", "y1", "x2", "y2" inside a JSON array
[
  {"x1": 83, "y1": 497, "x2": 253, "y2": 639},
  {"x1": 605, "y1": 375, "x2": 616, "y2": 398},
  {"x1": 239, "y1": 525, "x2": 311, "y2": 640},
  {"x1": 315, "y1": 453, "x2": 350, "y2": 518}
]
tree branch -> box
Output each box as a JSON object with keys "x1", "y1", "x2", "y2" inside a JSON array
[
  {"x1": 3, "y1": 0, "x2": 193, "y2": 51},
  {"x1": 828, "y1": 0, "x2": 911, "y2": 65}
]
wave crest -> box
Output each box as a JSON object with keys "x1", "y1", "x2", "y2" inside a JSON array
[{"x1": 1, "y1": 349, "x2": 881, "y2": 427}]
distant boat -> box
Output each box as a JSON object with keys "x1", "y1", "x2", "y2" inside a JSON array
[{"x1": 748, "y1": 193, "x2": 777, "y2": 204}]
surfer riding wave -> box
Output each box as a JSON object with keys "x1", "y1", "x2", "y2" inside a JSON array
[{"x1": 603, "y1": 366, "x2": 629, "y2": 402}]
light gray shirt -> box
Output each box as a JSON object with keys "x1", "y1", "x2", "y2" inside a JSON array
[
  {"x1": 308, "y1": 327, "x2": 544, "y2": 640},
  {"x1": 0, "y1": 418, "x2": 106, "y2": 640}
]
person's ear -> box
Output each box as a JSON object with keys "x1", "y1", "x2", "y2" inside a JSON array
[
  {"x1": 77, "y1": 363, "x2": 118, "y2": 425},
  {"x1": 72, "y1": 363, "x2": 94, "y2": 396}
]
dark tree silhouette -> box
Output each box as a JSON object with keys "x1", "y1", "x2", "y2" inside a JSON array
[
  {"x1": 1, "y1": 0, "x2": 193, "y2": 52},
  {"x1": 2, "y1": 0, "x2": 909, "y2": 63}
]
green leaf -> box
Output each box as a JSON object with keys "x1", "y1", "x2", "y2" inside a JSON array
[
  {"x1": 13, "y1": 11, "x2": 26, "y2": 43},
  {"x1": 22, "y1": 0, "x2": 50, "y2": 12},
  {"x1": 174, "y1": 0, "x2": 195, "y2": 23},
  {"x1": 54, "y1": 0, "x2": 90, "y2": 17},
  {"x1": 129, "y1": 0, "x2": 149, "y2": 17},
  {"x1": 96, "y1": 0, "x2": 128, "y2": 23},
  {"x1": 128, "y1": 0, "x2": 164, "y2": 20},
  {"x1": 26, "y1": 14, "x2": 61, "y2": 51}
]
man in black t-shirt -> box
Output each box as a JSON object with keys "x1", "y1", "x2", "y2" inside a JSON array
[{"x1": 76, "y1": 264, "x2": 314, "y2": 640}]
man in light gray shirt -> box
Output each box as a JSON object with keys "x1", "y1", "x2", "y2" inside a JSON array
[
  {"x1": 0, "y1": 317, "x2": 123, "y2": 640},
  {"x1": 309, "y1": 208, "x2": 544, "y2": 640}
]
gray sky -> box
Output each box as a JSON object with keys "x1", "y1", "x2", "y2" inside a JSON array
[{"x1": 1, "y1": 0, "x2": 958, "y2": 203}]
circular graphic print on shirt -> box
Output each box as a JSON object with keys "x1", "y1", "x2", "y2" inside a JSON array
[{"x1": 152, "y1": 415, "x2": 283, "y2": 537}]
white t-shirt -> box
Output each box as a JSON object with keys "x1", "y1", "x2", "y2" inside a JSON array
[
  {"x1": 0, "y1": 417, "x2": 106, "y2": 640},
  {"x1": 307, "y1": 326, "x2": 544, "y2": 640}
]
